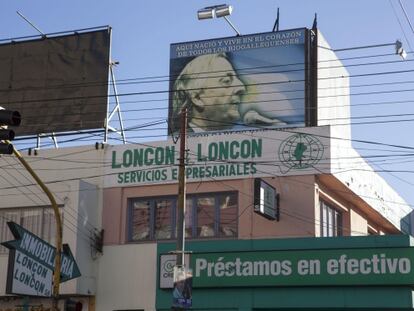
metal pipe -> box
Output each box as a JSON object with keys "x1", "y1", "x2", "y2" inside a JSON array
[
  {"x1": 9, "y1": 142, "x2": 62, "y2": 311},
  {"x1": 223, "y1": 16, "x2": 241, "y2": 36}
]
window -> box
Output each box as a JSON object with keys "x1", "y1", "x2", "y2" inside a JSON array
[
  {"x1": 0, "y1": 207, "x2": 59, "y2": 254},
  {"x1": 320, "y1": 200, "x2": 342, "y2": 237},
  {"x1": 128, "y1": 192, "x2": 238, "y2": 241}
]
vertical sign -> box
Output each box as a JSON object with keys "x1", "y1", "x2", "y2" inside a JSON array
[
  {"x1": 172, "y1": 266, "x2": 192, "y2": 309},
  {"x1": 254, "y1": 178, "x2": 277, "y2": 220}
]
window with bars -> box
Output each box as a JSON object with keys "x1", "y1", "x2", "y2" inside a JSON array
[
  {"x1": 0, "y1": 207, "x2": 60, "y2": 254},
  {"x1": 128, "y1": 192, "x2": 238, "y2": 242},
  {"x1": 320, "y1": 200, "x2": 342, "y2": 237}
]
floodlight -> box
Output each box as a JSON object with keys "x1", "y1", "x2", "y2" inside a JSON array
[
  {"x1": 197, "y1": 8, "x2": 215, "y2": 20},
  {"x1": 215, "y1": 5, "x2": 233, "y2": 17},
  {"x1": 396, "y1": 40, "x2": 407, "y2": 60},
  {"x1": 197, "y1": 4, "x2": 240, "y2": 36}
]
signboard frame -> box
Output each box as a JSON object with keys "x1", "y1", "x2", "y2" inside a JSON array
[
  {"x1": 1, "y1": 221, "x2": 81, "y2": 297},
  {"x1": 168, "y1": 28, "x2": 312, "y2": 135},
  {"x1": 0, "y1": 27, "x2": 111, "y2": 137}
]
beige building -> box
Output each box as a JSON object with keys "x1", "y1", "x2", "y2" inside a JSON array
[{"x1": 0, "y1": 30, "x2": 411, "y2": 311}]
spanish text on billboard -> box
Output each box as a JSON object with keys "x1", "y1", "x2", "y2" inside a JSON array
[{"x1": 169, "y1": 28, "x2": 306, "y2": 134}]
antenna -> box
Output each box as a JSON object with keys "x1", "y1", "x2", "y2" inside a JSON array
[
  {"x1": 272, "y1": 7, "x2": 280, "y2": 32},
  {"x1": 16, "y1": 11, "x2": 46, "y2": 37},
  {"x1": 312, "y1": 13, "x2": 317, "y2": 30}
]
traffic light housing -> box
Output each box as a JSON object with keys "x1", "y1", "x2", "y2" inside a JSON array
[{"x1": 0, "y1": 109, "x2": 21, "y2": 155}]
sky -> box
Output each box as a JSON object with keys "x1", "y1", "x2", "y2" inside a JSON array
[{"x1": 1, "y1": 0, "x2": 414, "y2": 210}]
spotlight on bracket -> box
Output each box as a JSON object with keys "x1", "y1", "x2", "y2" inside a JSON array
[{"x1": 197, "y1": 4, "x2": 240, "y2": 36}]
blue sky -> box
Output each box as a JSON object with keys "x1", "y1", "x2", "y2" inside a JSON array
[{"x1": 2, "y1": 0, "x2": 414, "y2": 209}]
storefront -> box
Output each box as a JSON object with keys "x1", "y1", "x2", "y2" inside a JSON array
[{"x1": 157, "y1": 235, "x2": 414, "y2": 310}]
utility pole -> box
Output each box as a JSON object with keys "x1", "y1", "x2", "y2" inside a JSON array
[
  {"x1": 172, "y1": 106, "x2": 191, "y2": 310},
  {"x1": 176, "y1": 106, "x2": 187, "y2": 268}
]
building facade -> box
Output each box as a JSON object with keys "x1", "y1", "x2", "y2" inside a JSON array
[{"x1": 0, "y1": 29, "x2": 413, "y2": 311}]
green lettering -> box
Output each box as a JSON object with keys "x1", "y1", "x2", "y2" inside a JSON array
[
  {"x1": 230, "y1": 141, "x2": 240, "y2": 159},
  {"x1": 124, "y1": 172, "x2": 130, "y2": 183},
  {"x1": 219, "y1": 165, "x2": 226, "y2": 176},
  {"x1": 144, "y1": 148, "x2": 154, "y2": 165},
  {"x1": 192, "y1": 167, "x2": 199, "y2": 178},
  {"x1": 130, "y1": 171, "x2": 137, "y2": 183},
  {"x1": 123, "y1": 150, "x2": 133, "y2": 167},
  {"x1": 166, "y1": 146, "x2": 175, "y2": 164},
  {"x1": 197, "y1": 144, "x2": 205, "y2": 161},
  {"x1": 172, "y1": 168, "x2": 178, "y2": 180},
  {"x1": 219, "y1": 141, "x2": 229, "y2": 159},
  {"x1": 134, "y1": 149, "x2": 144, "y2": 167},
  {"x1": 209, "y1": 143, "x2": 218, "y2": 160},
  {"x1": 240, "y1": 140, "x2": 251, "y2": 158},
  {"x1": 155, "y1": 148, "x2": 164, "y2": 165},
  {"x1": 112, "y1": 151, "x2": 122, "y2": 168},
  {"x1": 251, "y1": 139, "x2": 262, "y2": 158},
  {"x1": 117, "y1": 173, "x2": 124, "y2": 184}
]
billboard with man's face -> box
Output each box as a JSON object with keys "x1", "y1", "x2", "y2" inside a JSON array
[{"x1": 169, "y1": 28, "x2": 307, "y2": 135}]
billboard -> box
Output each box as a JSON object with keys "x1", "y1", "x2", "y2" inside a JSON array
[
  {"x1": 106, "y1": 126, "x2": 329, "y2": 188},
  {"x1": 0, "y1": 28, "x2": 110, "y2": 136},
  {"x1": 1, "y1": 221, "x2": 81, "y2": 297},
  {"x1": 169, "y1": 28, "x2": 307, "y2": 134},
  {"x1": 192, "y1": 247, "x2": 414, "y2": 287}
]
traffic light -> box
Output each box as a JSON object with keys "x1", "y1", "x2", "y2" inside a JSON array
[
  {"x1": 64, "y1": 299, "x2": 83, "y2": 311},
  {"x1": 0, "y1": 108, "x2": 21, "y2": 154}
]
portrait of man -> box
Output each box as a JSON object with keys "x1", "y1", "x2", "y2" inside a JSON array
[
  {"x1": 171, "y1": 53, "x2": 246, "y2": 133},
  {"x1": 169, "y1": 30, "x2": 306, "y2": 135}
]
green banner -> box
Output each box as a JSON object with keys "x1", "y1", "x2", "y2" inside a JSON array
[{"x1": 191, "y1": 247, "x2": 414, "y2": 287}]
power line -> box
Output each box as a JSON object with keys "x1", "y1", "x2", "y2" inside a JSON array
[
  {"x1": 3, "y1": 62, "x2": 414, "y2": 108},
  {"x1": 0, "y1": 51, "x2": 404, "y2": 94},
  {"x1": 389, "y1": 0, "x2": 414, "y2": 52}
]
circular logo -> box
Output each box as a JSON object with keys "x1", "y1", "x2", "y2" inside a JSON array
[
  {"x1": 278, "y1": 133, "x2": 324, "y2": 169},
  {"x1": 163, "y1": 259, "x2": 175, "y2": 273}
]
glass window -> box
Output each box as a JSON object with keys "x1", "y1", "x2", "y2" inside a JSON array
[
  {"x1": 131, "y1": 200, "x2": 151, "y2": 240},
  {"x1": 155, "y1": 199, "x2": 174, "y2": 240},
  {"x1": 0, "y1": 207, "x2": 61, "y2": 254},
  {"x1": 21, "y1": 209, "x2": 42, "y2": 238},
  {"x1": 219, "y1": 194, "x2": 237, "y2": 237},
  {"x1": 197, "y1": 196, "x2": 215, "y2": 238},
  {"x1": 320, "y1": 200, "x2": 342, "y2": 237},
  {"x1": 128, "y1": 192, "x2": 238, "y2": 242},
  {"x1": 42, "y1": 209, "x2": 57, "y2": 248}
]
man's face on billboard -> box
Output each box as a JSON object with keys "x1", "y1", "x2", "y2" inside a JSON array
[{"x1": 193, "y1": 56, "x2": 245, "y2": 130}]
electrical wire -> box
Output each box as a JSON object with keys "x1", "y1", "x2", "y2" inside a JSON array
[{"x1": 0, "y1": 51, "x2": 404, "y2": 94}]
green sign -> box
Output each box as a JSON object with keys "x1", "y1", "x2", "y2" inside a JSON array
[
  {"x1": 106, "y1": 127, "x2": 330, "y2": 188},
  {"x1": 191, "y1": 247, "x2": 414, "y2": 287}
]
